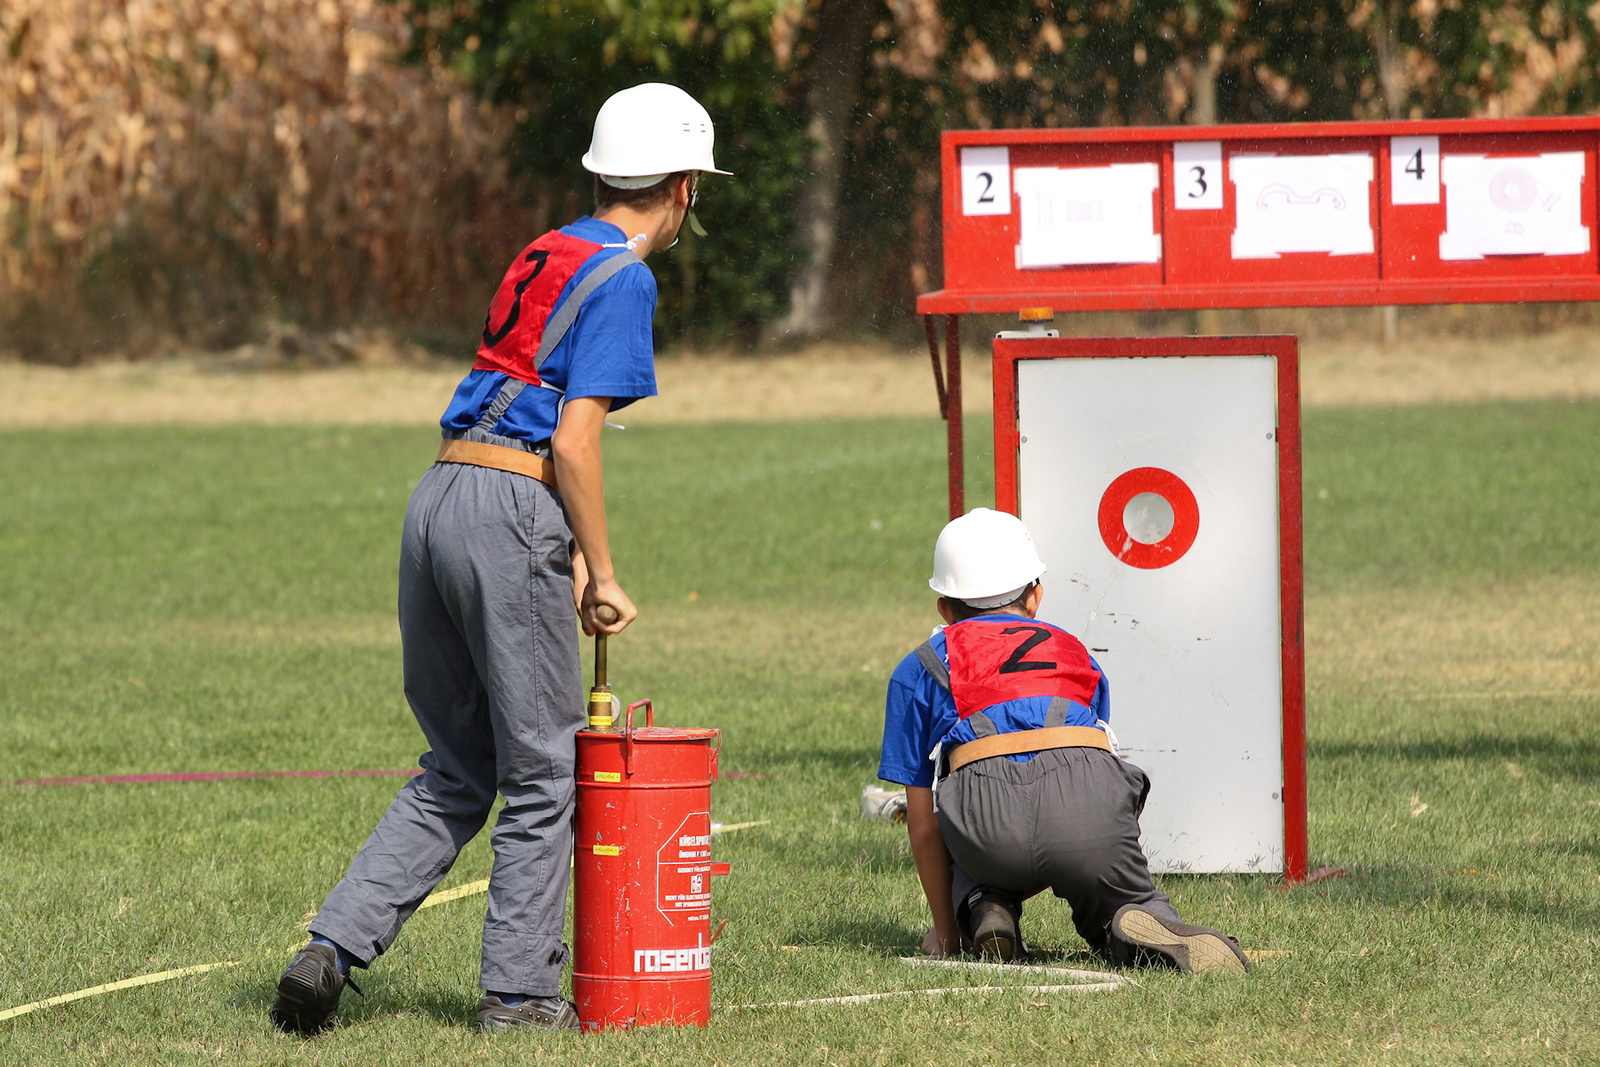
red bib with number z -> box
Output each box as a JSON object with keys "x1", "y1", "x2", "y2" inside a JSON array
[
  {"x1": 943, "y1": 619, "x2": 1101, "y2": 720},
  {"x1": 473, "y1": 231, "x2": 606, "y2": 383}
]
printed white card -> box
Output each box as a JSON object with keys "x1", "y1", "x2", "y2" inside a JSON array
[
  {"x1": 960, "y1": 146, "x2": 1011, "y2": 216},
  {"x1": 1439, "y1": 152, "x2": 1589, "y2": 260},
  {"x1": 1013, "y1": 163, "x2": 1162, "y2": 267},
  {"x1": 1230, "y1": 153, "x2": 1374, "y2": 259}
]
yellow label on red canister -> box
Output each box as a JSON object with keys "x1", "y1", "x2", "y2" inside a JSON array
[
  {"x1": 593, "y1": 771, "x2": 621, "y2": 783},
  {"x1": 593, "y1": 845, "x2": 621, "y2": 856}
]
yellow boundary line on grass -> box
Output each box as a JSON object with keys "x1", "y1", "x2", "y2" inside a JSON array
[
  {"x1": 0, "y1": 962, "x2": 240, "y2": 1023},
  {"x1": 416, "y1": 879, "x2": 490, "y2": 909},
  {"x1": 1, "y1": 819, "x2": 770, "y2": 1024}
]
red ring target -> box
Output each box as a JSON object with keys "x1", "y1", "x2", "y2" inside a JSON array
[{"x1": 1097, "y1": 467, "x2": 1200, "y2": 569}]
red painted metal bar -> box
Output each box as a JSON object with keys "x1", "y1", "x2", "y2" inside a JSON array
[
  {"x1": 993, "y1": 341, "x2": 1019, "y2": 515},
  {"x1": 1274, "y1": 339, "x2": 1309, "y2": 885},
  {"x1": 934, "y1": 114, "x2": 1600, "y2": 147},
  {"x1": 918, "y1": 277, "x2": 1600, "y2": 315},
  {"x1": 944, "y1": 315, "x2": 964, "y2": 519}
]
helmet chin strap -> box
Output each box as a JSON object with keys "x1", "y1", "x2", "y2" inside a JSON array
[
  {"x1": 660, "y1": 176, "x2": 708, "y2": 250},
  {"x1": 665, "y1": 210, "x2": 708, "y2": 250}
]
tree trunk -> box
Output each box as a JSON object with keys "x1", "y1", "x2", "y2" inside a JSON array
[
  {"x1": 766, "y1": 0, "x2": 878, "y2": 342},
  {"x1": 1189, "y1": 44, "x2": 1225, "y2": 334},
  {"x1": 1190, "y1": 42, "x2": 1223, "y2": 126},
  {"x1": 1372, "y1": 0, "x2": 1405, "y2": 344}
]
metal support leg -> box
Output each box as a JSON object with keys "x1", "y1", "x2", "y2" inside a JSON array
[
  {"x1": 924, "y1": 315, "x2": 947, "y2": 417},
  {"x1": 945, "y1": 315, "x2": 963, "y2": 520}
]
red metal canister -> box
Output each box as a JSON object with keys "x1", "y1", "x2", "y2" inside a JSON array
[{"x1": 572, "y1": 700, "x2": 727, "y2": 1031}]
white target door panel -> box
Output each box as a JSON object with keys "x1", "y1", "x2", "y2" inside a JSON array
[{"x1": 995, "y1": 337, "x2": 1306, "y2": 875}]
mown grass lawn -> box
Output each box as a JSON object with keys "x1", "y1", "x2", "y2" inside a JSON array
[{"x1": 1, "y1": 402, "x2": 1597, "y2": 1065}]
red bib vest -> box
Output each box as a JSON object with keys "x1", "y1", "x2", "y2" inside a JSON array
[
  {"x1": 942, "y1": 619, "x2": 1101, "y2": 721},
  {"x1": 473, "y1": 231, "x2": 606, "y2": 384}
]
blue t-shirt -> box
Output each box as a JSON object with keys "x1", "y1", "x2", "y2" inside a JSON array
[
  {"x1": 440, "y1": 216, "x2": 658, "y2": 442},
  {"x1": 877, "y1": 614, "x2": 1111, "y2": 789}
]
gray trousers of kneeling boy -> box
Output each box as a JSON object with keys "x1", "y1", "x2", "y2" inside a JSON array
[
  {"x1": 938, "y1": 745, "x2": 1181, "y2": 962},
  {"x1": 311, "y1": 437, "x2": 584, "y2": 997}
]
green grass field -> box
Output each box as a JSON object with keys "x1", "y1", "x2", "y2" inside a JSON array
[{"x1": 2, "y1": 401, "x2": 1598, "y2": 1065}]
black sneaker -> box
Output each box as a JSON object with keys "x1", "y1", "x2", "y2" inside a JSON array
[
  {"x1": 474, "y1": 994, "x2": 581, "y2": 1033},
  {"x1": 270, "y1": 942, "x2": 357, "y2": 1036},
  {"x1": 1110, "y1": 904, "x2": 1252, "y2": 975},
  {"x1": 970, "y1": 898, "x2": 1021, "y2": 962}
]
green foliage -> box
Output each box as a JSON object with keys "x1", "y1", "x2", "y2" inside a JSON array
[{"x1": 409, "y1": 0, "x2": 806, "y2": 345}]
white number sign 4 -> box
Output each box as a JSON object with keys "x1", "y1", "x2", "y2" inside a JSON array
[{"x1": 1390, "y1": 135, "x2": 1440, "y2": 205}]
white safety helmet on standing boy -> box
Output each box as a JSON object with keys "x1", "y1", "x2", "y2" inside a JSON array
[
  {"x1": 929, "y1": 508, "x2": 1048, "y2": 609},
  {"x1": 582, "y1": 83, "x2": 732, "y2": 187}
]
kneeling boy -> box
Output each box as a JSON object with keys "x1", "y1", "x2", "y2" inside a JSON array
[{"x1": 878, "y1": 508, "x2": 1250, "y2": 973}]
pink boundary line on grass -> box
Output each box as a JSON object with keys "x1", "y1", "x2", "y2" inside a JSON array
[{"x1": 2, "y1": 769, "x2": 423, "y2": 787}]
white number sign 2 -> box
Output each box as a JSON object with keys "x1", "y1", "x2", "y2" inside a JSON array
[{"x1": 960, "y1": 146, "x2": 1012, "y2": 216}]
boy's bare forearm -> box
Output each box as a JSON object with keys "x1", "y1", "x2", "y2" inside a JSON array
[
  {"x1": 551, "y1": 396, "x2": 635, "y2": 635},
  {"x1": 906, "y1": 786, "x2": 962, "y2": 954}
]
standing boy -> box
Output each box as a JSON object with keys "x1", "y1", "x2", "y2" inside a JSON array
[
  {"x1": 271, "y1": 83, "x2": 730, "y2": 1037},
  {"x1": 879, "y1": 508, "x2": 1251, "y2": 973}
]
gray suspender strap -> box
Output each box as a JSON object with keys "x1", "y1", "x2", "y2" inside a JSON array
[
  {"x1": 967, "y1": 710, "x2": 999, "y2": 738},
  {"x1": 475, "y1": 249, "x2": 643, "y2": 432},
  {"x1": 914, "y1": 641, "x2": 950, "y2": 693},
  {"x1": 913, "y1": 640, "x2": 998, "y2": 746}
]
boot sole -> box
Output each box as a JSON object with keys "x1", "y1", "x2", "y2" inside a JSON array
[
  {"x1": 270, "y1": 957, "x2": 340, "y2": 1035},
  {"x1": 1113, "y1": 908, "x2": 1250, "y2": 975},
  {"x1": 975, "y1": 932, "x2": 1016, "y2": 962}
]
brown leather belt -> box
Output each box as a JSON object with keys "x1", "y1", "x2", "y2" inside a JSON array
[
  {"x1": 436, "y1": 439, "x2": 557, "y2": 489},
  {"x1": 947, "y1": 725, "x2": 1111, "y2": 773}
]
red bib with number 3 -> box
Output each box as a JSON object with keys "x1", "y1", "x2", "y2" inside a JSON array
[
  {"x1": 473, "y1": 231, "x2": 606, "y2": 383},
  {"x1": 943, "y1": 619, "x2": 1101, "y2": 721}
]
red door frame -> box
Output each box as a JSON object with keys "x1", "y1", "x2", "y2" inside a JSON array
[{"x1": 992, "y1": 335, "x2": 1307, "y2": 884}]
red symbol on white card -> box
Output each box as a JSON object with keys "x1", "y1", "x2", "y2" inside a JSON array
[{"x1": 1098, "y1": 468, "x2": 1200, "y2": 569}]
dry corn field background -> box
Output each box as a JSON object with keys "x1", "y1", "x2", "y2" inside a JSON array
[{"x1": 0, "y1": 0, "x2": 536, "y2": 358}]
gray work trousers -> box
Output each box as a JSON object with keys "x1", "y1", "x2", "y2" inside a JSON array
[
  {"x1": 938, "y1": 745, "x2": 1180, "y2": 962},
  {"x1": 311, "y1": 438, "x2": 584, "y2": 996}
]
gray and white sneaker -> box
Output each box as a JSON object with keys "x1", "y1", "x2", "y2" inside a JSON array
[
  {"x1": 474, "y1": 994, "x2": 581, "y2": 1033},
  {"x1": 1110, "y1": 904, "x2": 1251, "y2": 974}
]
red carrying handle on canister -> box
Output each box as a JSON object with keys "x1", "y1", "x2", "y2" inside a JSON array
[{"x1": 621, "y1": 699, "x2": 652, "y2": 776}]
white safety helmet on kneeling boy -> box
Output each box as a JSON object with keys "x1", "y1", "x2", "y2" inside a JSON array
[
  {"x1": 582, "y1": 83, "x2": 732, "y2": 188},
  {"x1": 929, "y1": 507, "x2": 1047, "y2": 609}
]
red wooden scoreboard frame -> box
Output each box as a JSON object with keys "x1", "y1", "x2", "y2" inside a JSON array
[
  {"x1": 920, "y1": 116, "x2": 1600, "y2": 316},
  {"x1": 912, "y1": 117, "x2": 1600, "y2": 882},
  {"x1": 994, "y1": 335, "x2": 1306, "y2": 882},
  {"x1": 917, "y1": 117, "x2": 1600, "y2": 519}
]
